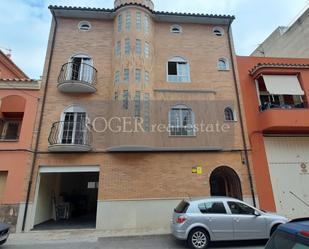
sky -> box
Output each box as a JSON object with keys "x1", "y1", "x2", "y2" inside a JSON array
[{"x1": 0, "y1": 0, "x2": 308, "y2": 79}]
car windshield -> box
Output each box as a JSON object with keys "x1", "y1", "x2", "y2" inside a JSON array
[
  {"x1": 265, "y1": 230, "x2": 309, "y2": 249},
  {"x1": 174, "y1": 200, "x2": 190, "y2": 213}
]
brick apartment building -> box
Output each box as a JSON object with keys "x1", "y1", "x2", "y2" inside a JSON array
[
  {"x1": 237, "y1": 56, "x2": 309, "y2": 219},
  {"x1": 21, "y1": 0, "x2": 257, "y2": 232},
  {"x1": 0, "y1": 50, "x2": 41, "y2": 231}
]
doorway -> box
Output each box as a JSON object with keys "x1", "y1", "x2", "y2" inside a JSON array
[
  {"x1": 210, "y1": 166, "x2": 243, "y2": 200},
  {"x1": 34, "y1": 171, "x2": 99, "y2": 230}
]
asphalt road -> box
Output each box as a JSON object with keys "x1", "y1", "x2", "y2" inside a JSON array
[{"x1": 2, "y1": 235, "x2": 266, "y2": 249}]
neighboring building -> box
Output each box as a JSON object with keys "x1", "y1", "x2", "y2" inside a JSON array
[
  {"x1": 0, "y1": 50, "x2": 41, "y2": 231},
  {"x1": 22, "y1": 0, "x2": 257, "y2": 232},
  {"x1": 251, "y1": 7, "x2": 309, "y2": 58},
  {"x1": 237, "y1": 56, "x2": 309, "y2": 219}
]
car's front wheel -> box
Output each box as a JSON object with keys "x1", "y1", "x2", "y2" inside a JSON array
[{"x1": 188, "y1": 228, "x2": 210, "y2": 249}]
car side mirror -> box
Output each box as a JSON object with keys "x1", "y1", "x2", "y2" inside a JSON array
[{"x1": 254, "y1": 210, "x2": 261, "y2": 216}]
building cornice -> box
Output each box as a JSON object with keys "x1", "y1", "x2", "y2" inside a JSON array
[
  {"x1": 49, "y1": 4, "x2": 234, "y2": 25},
  {"x1": 0, "y1": 78, "x2": 41, "y2": 90},
  {"x1": 249, "y1": 63, "x2": 309, "y2": 76}
]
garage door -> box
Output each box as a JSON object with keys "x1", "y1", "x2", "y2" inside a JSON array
[{"x1": 264, "y1": 137, "x2": 309, "y2": 219}]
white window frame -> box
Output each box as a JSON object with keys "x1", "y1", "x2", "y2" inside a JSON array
[
  {"x1": 115, "y1": 41, "x2": 121, "y2": 57},
  {"x1": 144, "y1": 71, "x2": 150, "y2": 86},
  {"x1": 218, "y1": 57, "x2": 229, "y2": 71},
  {"x1": 68, "y1": 53, "x2": 93, "y2": 84},
  {"x1": 144, "y1": 14, "x2": 150, "y2": 34},
  {"x1": 136, "y1": 12, "x2": 142, "y2": 31},
  {"x1": 136, "y1": 39, "x2": 142, "y2": 55},
  {"x1": 125, "y1": 11, "x2": 131, "y2": 31},
  {"x1": 213, "y1": 26, "x2": 224, "y2": 37},
  {"x1": 78, "y1": 21, "x2": 91, "y2": 31},
  {"x1": 224, "y1": 107, "x2": 237, "y2": 122},
  {"x1": 118, "y1": 14, "x2": 123, "y2": 32},
  {"x1": 168, "y1": 104, "x2": 196, "y2": 136},
  {"x1": 135, "y1": 69, "x2": 141, "y2": 83},
  {"x1": 125, "y1": 38, "x2": 131, "y2": 55},
  {"x1": 170, "y1": 24, "x2": 182, "y2": 34},
  {"x1": 144, "y1": 42, "x2": 150, "y2": 58},
  {"x1": 124, "y1": 69, "x2": 129, "y2": 83},
  {"x1": 167, "y1": 56, "x2": 191, "y2": 83},
  {"x1": 114, "y1": 71, "x2": 120, "y2": 84}
]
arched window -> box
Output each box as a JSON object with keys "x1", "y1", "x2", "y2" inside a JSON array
[
  {"x1": 67, "y1": 53, "x2": 94, "y2": 84},
  {"x1": 78, "y1": 21, "x2": 91, "y2": 31},
  {"x1": 170, "y1": 25, "x2": 182, "y2": 34},
  {"x1": 224, "y1": 107, "x2": 235, "y2": 121},
  {"x1": 210, "y1": 166, "x2": 243, "y2": 200},
  {"x1": 169, "y1": 105, "x2": 195, "y2": 136},
  {"x1": 213, "y1": 26, "x2": 224, "y2": 37},
  {"x1": 218, "y1": 58, "x2": 229, "y2": 71},
  {"x1": 167, "y1": 56, "x2": 190, "y2": 83},
  {"x1": 60, "y1": 105, "x2": 88, "y2": 145}
]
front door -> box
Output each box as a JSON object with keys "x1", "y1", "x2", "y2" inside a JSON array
[{"x1": 227, "y1": 201, "x2": 267, "y2": 240}]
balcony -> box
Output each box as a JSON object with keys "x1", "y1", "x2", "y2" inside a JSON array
[
  {"x1": 48, "y1": 121, "x2": 92, "y2": 152},
  {"x1": 57, "y1": 62, "x2": 97, "y2": 93}
]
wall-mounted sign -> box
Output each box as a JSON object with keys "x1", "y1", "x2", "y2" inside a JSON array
[{"x1": 192, "y1": 166, "x2": 203, "y2": 175}]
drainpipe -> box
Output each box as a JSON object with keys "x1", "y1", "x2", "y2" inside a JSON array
[
  {"x1": 227, "y1": 20, "x2": 257, "y2": 207},
  {"x1": 21, "y1": 9, "x2": 58, "y2": 232}
]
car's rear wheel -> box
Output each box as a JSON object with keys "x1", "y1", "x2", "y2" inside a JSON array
[{"x1": 188, "y1": 228, "x2": 210, "y2": 249}]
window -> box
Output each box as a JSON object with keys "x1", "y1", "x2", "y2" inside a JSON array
[
  {"x1": 224, "y1": 107, "x2": 235, "y2": 121},
  {"x1": 144, "y1": 93, "x2": 150, "y2": 131},
  {"x1": 136, "y1": 12, "x2": 142, "y2": 31},
  {"x1": 78, "y1": 21, "x2": 91, "y2": 31},
  {"x1": 169, "y1": 105, "x2": 195, "y2": 136},
  {"x1": 218, "y1": 58, "x2": 229, "y2": 71},
  {"x1": 170, "y1": 25, "x2": 182, "y2": 34},
  {"x1": 144, "y1": 71, "x2": 150, "y2": 86},
  {"x1": 68, "y1": 54, "x2": 94, "y2": 84},
  {"x1": 144, "y1": 42, "x2": 150, "y2": 58},
  {"x1": 136, "y1": 39, "x2": 142, "y2": 55},
  {"x1": 174, "y1": 200, "x2": 190, "y2": 214},
  {"x1": 135, "y1": 69, "x2": 141, "y2": 83},
  {"x1": 125, "y1": 11, "x2": 131, "y2": 31},
  {"x1": 0, "y1": 118, "x2": 22, "y2": 140},
  {"x1": 227, "y1": 201, "x2": 255, "y2": 215},
  {"x1": 0, "y1": 172, "x2": 8, "y2": 203},
  {"x1": 118, "y1": 14, "x2": 123, "y2": 32},
  {"x1": 115, "y1": 41, "x2": 121, "y2": 57},
  {"x1": 124, "y1": 69, "x2": 129, "y2": 83},
  {"x1": 213, "y1": 26, "x2": 224, "y2": 37},
  {"x1": 114, "y1": 71, "x2": 120, "y2": 84},
  {"x1": 123, "y1": 90, "x2": 129, "y2": 110},
  {"x1": 134, "y1": 91, "x2": 141, "y2": 117},
  {"x1": 167, "y1": 57, "x2": 190, "y2": 82},
  {"x1": 60, "y1": 106, "x2": 87, "y2": 145},
  {"x1": 144, "y1": 14, "x2": 150, "y2": 34},
  {"x1": 198, "y1": 202, "x2": 227, "y2": 214},
  {"x1": 125, "y1": 39, "x2": 131, "y2": 55}
]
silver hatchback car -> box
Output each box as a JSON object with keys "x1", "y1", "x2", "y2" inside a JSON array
[{"x1": 171, "y1": 197, "x2": 289, "y2": 249}]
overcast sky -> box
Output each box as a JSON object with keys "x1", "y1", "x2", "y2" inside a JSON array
[{"x1": 0, "y1": 0, "x2": 308, "y2": 78}]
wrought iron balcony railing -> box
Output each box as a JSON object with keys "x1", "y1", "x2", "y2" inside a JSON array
[
  {"x1": 48, "y1": 121, "x2": 92, "y2": 151},
  {"x1": 57, "y1": 62, "x2": 97, "y2": 93}
]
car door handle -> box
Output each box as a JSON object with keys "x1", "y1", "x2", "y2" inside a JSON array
[{"x1": 233, "y1": 218, "x2": 240, "y2": 222}]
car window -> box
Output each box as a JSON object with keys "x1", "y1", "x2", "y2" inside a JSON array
[
  {"x1": 198, "y1": 201, "x2": 227, "y2": 214},
  {"x1": 227, "y1": 201, "x2": 255, "y2": 215},
  {"x1": 265, "y1": 230, "x2": 309, "y2": 249},
  {"x1": 175, "y1": 200, "x2": 190, "y2": 213}
]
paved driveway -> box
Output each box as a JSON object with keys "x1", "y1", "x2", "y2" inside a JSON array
[{"x1": 3, "y1": 234, "x2": 266, "y2": 249}]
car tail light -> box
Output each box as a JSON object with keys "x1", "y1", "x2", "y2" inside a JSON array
[
  {"x1": 300, "y1": 230, "x2": 309, "y2": 237},
  {"x1": 176, "y1": 216, "x2": 187, "y2": 224}
]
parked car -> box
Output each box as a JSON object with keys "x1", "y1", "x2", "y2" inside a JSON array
[
  {"x1": 0, "y1": 223, "x2": 9, "y2": 245},
  {"x1": 265, "y1": 218, "x2": 309, "y2": 249},
  {"x1": 171, "y1": 197, "x2": 289, "y2": 249}
]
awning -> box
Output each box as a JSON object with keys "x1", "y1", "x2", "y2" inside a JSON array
[{"x1": 262, "y1": 75, "x2": 304, "y2": 95}]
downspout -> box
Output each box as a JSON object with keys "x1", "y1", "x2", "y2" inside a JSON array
[
  {"x1": 22, "y1": 9, "x2": 58, "y2": 231},
  {"x1": 227, "y1": 19, "x2": 257, "y2": 207}
]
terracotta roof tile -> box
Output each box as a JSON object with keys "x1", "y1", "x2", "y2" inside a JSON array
[{"x1": 249, "y1": 63, "x2": 309, "y2": 75}]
